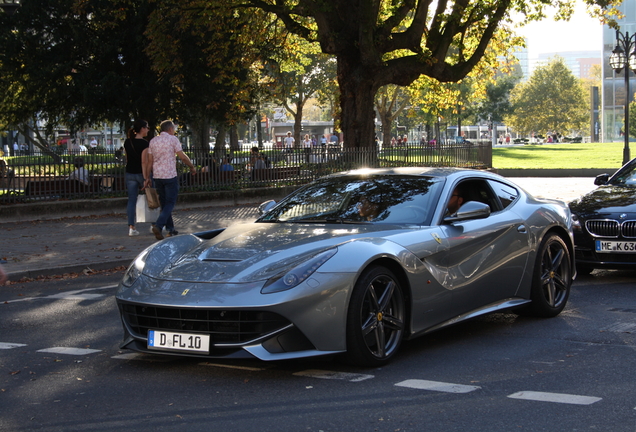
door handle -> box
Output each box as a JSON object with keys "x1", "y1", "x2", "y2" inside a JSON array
[{"x1": 517, "y1": 224, "x2": 527, "y2": 234}]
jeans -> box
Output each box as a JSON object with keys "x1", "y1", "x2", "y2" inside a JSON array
[
  {"x1": 126, "y1": 172, "x2": 145, "y2": 227},
  {"x1": 154, "y1": 177, "x2": 178, "y2": 233}
]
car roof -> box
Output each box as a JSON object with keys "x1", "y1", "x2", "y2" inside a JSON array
[{"x1": 327, "y1": 166, "x2": 501, "y2": 181}]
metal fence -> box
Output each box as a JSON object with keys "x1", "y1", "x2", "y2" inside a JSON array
[{"x1": 0, "y1": 140, "x2": 492, "y2": 204}]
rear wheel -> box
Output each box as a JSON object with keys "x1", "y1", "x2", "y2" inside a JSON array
[
  {"x1": 520, "y1": 234, "x2": 572, "y2": 317},
  {"x1": 345, "y1": 266, "x2": 405, "y2": 367}
]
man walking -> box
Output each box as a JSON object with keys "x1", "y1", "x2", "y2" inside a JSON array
[{"x1": 145, "y1": 120, "x2": 196, "y2": 240}]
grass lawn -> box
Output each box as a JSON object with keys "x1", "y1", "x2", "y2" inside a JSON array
[{"x1": 492, "y1": 142, "x2": 629, "y2": 169}]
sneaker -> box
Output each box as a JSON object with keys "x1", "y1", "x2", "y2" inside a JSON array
[
  {"x1": 166, "y1": 230, "x2": 179, "y2": 237},
  {"x1": 129, "y1": 228, "x2": 140, "y2": 236},
  {"x1": 152, "y1": 226, "x2": 164, "y2": 240}
]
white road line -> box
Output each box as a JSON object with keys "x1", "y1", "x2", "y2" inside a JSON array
[
  {"x1": 2, "y1": 285, "x2": 116, "y2": 304},
  {"x1": 37, "y1": 347, "x2": 102, "y2": 356},
  {"x1": 0, "y1": 342, "x2": 28, "y2": 349},
  {"x1": 602, "y1": 322, "x2": 636, "y2": 333},
  {"x1": 395, "y1": 379, "x2": 481, "y2": 393},
  {"x1": 293, "y1": 369, "x2": 374, "y2": 382},
  {"x1": 508, "y1": 391, "x2": 602, "y2": 405}
]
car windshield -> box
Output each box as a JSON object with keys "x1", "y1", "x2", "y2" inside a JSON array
[
  {"x1": 257, "y1": 175, "x2": 443, "y2": 225},
  {"x1": 610, "y1": 162, "x2": 636, "y2": 186}
]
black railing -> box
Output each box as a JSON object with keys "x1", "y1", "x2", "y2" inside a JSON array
[{"x1": 0, "y1": 140, "x2": 491, "y2": 204}]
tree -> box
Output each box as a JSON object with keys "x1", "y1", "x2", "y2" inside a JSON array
[
  {"x1": 242, "y1": 0, "x2": 618, "y2": 149},
  {"x1": 0, "y1": 0, "x2": 174, "y2": 158},
  {"x1": 505, "y1": 58, "x2": 588, "y2": 136},
  {"x1": 469, "y1": 71, "x2": 520, "y2": 125},
  {"x1": 263, "y1": 36, "x2": 337, "y2": 146},
  {"x1": 375, "y1": 85, "x2": 410, "y2": 146},
  {"x1": 145, "y1": 0, "x2": 276, "y2": 158}
]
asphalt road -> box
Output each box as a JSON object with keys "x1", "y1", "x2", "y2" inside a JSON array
[{"x1": 1, "y1": 269, "x2": 635, "y2": 432}]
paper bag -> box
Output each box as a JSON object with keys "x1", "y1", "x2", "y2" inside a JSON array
[
  {"x1": 145, "y1": 187, "x2": 160, "y2": 209},
  {"x1": 136, "y1": 194, "x2": 160, "y2": 223}
]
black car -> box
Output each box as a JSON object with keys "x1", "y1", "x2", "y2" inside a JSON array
[{"x1": 569, "y1": 158, "x2": 636, "y2": 274}]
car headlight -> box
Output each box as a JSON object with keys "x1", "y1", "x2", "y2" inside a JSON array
[
  {"x1": 571, "y1": 214, "x2": 582, "y2": 231},
  {"x1": 121, "y1": 249, "x2": 151, "y2": 287},
  {"x1": 261, "y1": 248, "x2": 338, "y2": 294}
]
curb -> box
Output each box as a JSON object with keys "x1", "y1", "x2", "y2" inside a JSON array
[
  {"x1": 495, "y1": 168, "x2": 614, "y2": 177},
  {"x1": 6, "y1": 258, "x2": 134, "y2": 281}
]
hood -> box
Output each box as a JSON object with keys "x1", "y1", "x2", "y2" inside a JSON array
[
  {"x1": 569, "y1": 185, "x2": 636, "y2": 218},
  {"x1": 142, "y1": 222, "x2": 403, "y2": 283}
]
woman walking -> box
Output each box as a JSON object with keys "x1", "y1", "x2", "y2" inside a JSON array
[{"x1": 124, "y1": 119, "x2": 150, "y2": 236}]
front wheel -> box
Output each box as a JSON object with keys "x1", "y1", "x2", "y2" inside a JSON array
[
  {"x1": 345, "y1": 266, "x2": 405, "y2": 367},
  {"x1": 520, "y1": 234, "x2": 572, "y2": 317}
]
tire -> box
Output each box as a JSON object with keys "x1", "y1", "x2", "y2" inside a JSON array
[
  {"x1": 345, "y1": 266, "x2": 405, "y2": 367},
  {"x1": 520, "y1": 234, "x2": 572, "y2": 317}
]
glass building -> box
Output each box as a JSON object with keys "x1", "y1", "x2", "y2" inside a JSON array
[{"x1": 602, "y1": 0, "x2": 636, "y2": 142}]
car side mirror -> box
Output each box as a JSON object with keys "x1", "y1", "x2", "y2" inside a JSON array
[
  {"x1": 444, "y1": 201, "x2": 491, "y2": 223},
  {"x1": 258, "y1": 200, "x2": 277, "y2": 215},
  {"x1": 594, "y1": 174, "x2": 610, "y2": 186}
]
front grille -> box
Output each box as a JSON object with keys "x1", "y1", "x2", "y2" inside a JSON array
[
  {"x1": 586, "y1": 219, "x2": 636, "y2": 238},
  {"x1": 623, "y1": 221, "x2": 636, "y2": 238},
  {"x1": 586, "y1": 220, "x2": 619, "y2": 237},
  {"x1": 120, "y1": 303, "x2": 290, "y2": 344}
]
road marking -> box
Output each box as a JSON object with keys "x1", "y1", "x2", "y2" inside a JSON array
[
  {"x1": 293, "y1": 369, "x2": 374, "y2": 382},
  {"x1": 37, "y1": 347, "x2": 102, "y2": 356},
  {"x1": 508, "y1": 391, "x2": 602, "y2": 405},
  {"x1": 2, "y1": 285, "x2": 116, "y2": 304},
  {"x1": 395, "y1": 379, "x2": 481, "y2": 393},
  {"x1": 0, "y1": 342, "x2": 27, "y2": 349},
  {"x1": 602, "y1": 322, "x2": 636, "y2": 333}
]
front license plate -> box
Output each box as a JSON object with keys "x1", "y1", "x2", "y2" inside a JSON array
[
  {"x1": 148, "y1": 330, "x2": 210, "y2": 353},
  {"x1": 595, "y1": 240, "x2": 636, "y2": 253}
]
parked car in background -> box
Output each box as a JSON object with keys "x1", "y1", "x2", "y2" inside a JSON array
[
  {"x1": 116, "y1": 168, "x2": 574, "y2": 367},
  {"x1": 569, "y1": 158, "x2": 636, "y2": 274}
]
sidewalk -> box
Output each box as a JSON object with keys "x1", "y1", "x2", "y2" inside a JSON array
[{"x1": 0, "y1": 177, "x2": 599, "y2": 281}]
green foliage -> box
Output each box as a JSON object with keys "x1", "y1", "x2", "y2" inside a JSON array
[
  {"x1": 505, "y1": 58, "x2": 588, "y2": 135},
  {"x1": 629, "y1": 97, "x2": 636, "y2": 139}
]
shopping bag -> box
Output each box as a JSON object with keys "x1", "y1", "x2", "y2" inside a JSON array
[
  {"x1": 136, "y1": 194, "x2": 160, "y2": 223},
  {"x1": 145, "y1": 187, "x2": 160, "y2": 209}
]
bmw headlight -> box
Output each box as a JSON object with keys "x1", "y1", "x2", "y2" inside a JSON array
[
  {"x1": 122, "y1": 248, "x2": 151, "y2": 287},
  {"x1": 261, "y1": 248, "x2": 337, "y2": 294}
]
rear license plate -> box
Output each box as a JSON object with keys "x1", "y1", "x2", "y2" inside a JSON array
[
  {"x1": 595, "y1": 240, "x2": 636, "y2": 253},
  {"x1": 148, "y1": 330, "x2": 210, "y2": 353}
]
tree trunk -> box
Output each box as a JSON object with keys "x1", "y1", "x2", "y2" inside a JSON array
[
  {"x1": 189, "y1": 118, "x2": 210, "y2": 165},
  {"x1": 293, "y1": 103, "x2": 303, "y2": 149},
  {"x1": 16, "y1": 123, "x2": 62, "y2": 163},
  {"x1": 338, "y1": 57, "x2": 377, "y2": 149},
  {"x1": 214, "y1": 124, "x2": 227, "y2": 159},
  {"x1": 381, "y1": 112, "x2": 392, "y2": 149},
  {"x1": 229, "y1": 126, "x2": 239, "y2": 152}
]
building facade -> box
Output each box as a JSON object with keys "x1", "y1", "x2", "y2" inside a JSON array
[{"x1": 602, "y1": 0, "x2": 636, "y2": 143}]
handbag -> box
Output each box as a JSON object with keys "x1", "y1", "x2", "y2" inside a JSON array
[
  {"x1": 145, "y1": 187, "x2": 160, "y2": 209},
  {"x1": 136, "y1": 194, "x2": 160, "y2": 223}
]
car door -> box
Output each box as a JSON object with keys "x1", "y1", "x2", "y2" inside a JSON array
[{"x1": 434, "y1": 179, "x2": 530, "y2": 314}]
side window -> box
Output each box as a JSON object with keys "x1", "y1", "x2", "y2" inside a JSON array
[
  {"x1": 451, "y1": 179, "x2": 498, "y2": 212},
  {"x1": 488, "y1": 180, "x2": 519, "y2": 210}
]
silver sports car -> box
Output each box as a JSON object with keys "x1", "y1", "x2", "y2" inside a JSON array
[{"x1": 116, "y1": 168, "x2": 575, "y2": 367}]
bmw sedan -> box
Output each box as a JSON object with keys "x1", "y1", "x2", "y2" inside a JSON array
[
  {"x1": 116, "y1": 167, "x2": 575, "y2": 367},
  {"x1": 569, "y1": 157, "x2": 636, "y2": 274}
]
